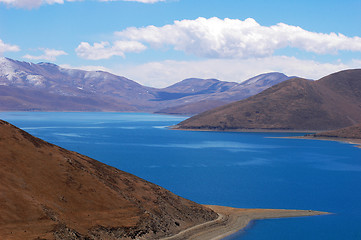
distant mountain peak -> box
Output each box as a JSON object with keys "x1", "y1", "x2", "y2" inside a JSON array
[
  {"x1": 0, "y1": 57, "x2": 17, "y2": 81},
  {"x1": 165, "y1": 78, "x2": 223, "y2": 89},
  {"x1": 240, "y1": 72, "x2": 290, "y2": 86},
  {"x1": 154, "y1": 77, "x2": 238, "y2": 101}
]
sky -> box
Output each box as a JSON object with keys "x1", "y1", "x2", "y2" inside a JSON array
[{"x1": 0, "y1": 0, "x2": 361, "y2": 87}]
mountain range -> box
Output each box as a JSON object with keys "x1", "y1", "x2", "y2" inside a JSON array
[
  {"x1": 0, "y1": 119, "x2": 217, "y2": 239},
  {"x1": 176, "y1": 69, "x2": 361, "y2": 131},
  {"x1": 0, "y1": 57, "x2": 295, "y2": 114},
  {"x1": 155, "y1": 72, "x2": 295, "y2": 114}
]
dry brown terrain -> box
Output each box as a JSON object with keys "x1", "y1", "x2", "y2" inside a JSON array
[
  {"x1": 177, "y1": 69, "x2": 361, "y2": 131},
  {"x1": 0, "y1": 120, "x2": 217, "y2": 240}
]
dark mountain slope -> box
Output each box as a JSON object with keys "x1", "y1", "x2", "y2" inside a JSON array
[
  {"x1": 177, "y1": 69, "x2": 361, "y2": 131},
  {"x1": 317, "y1": 69, "x2": 361, "y2": 102},
  {"x1": 0, "y1": 85, "x2": 136, "y2": 111},
  {"x1": 0, "y1": 120, "x2": 217, "y2": 239}
]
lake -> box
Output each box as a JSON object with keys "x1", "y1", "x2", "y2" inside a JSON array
[{"x1": 1, "y1": 112, "x2": 361, "y2": 239}]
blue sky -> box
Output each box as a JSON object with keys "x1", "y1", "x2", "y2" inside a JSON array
[{"x1": 1, "y1": 0, "x2": 361, "y2": 87}]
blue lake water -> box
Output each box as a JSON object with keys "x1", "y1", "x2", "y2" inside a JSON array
[{"x1": 1, "y1": 112, "x2": 361, "y2": 239}]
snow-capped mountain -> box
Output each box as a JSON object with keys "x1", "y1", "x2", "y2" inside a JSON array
[
  {"x1": 0, "y1": 57, "x2": 154, "y2": 99},
  {"x1": 0, "y1": 57, "x2": 159, "y2": 111}
]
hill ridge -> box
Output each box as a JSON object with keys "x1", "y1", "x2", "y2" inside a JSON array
[
  {"x1": 0, "y1": 119, "x2": 217, "y2": 239},
  {"x1": 176, "y1": 69, "x2": 361, "y2": 131}
]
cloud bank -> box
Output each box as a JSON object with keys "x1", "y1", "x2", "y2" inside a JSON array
[
  {"x1": 23, "y1": 48, "x2": 68, "y2": 61},
  {"x1": 113, "y1": 17, "x2": 361, "y2": 58},
  {"x1": 77, "y1": 17, "x2": 361, "y2": 60},
  {"x1": 0, "y1": 39, "x2": 20, "y2": 54}
]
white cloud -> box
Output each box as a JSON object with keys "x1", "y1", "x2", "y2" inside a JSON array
[
  {"x1": 0, "y1": 39, "x2": 20, "y2": 53},
  {"x1": 23, "y1": 48, "x2": 68, "y2": 61},
  {"x1": 114, "y1": 56, "x2": 358, "y2": 88},
  {"x1": 76, "y1": 40, "x2": 147, "y2": 60},
  {"x1": 0, "y1": 0, "x2": 81, "y2": 9},
  {"x1": 114, "y1": 17, "x2": 361, "y2": 58}
]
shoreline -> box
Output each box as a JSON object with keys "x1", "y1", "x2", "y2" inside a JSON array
[
  {"x1": 160, "y1": 205, "x2": 329, "y2": 240},
  {"x1": 278, "y1": 135, "x2": 361, "y2": 148},
  {"x1": 172, "y1": 126, "x2": 361, "y2": 148},
  {"x1": 170, "y1": 126, "x2": 317, "y2": 133}
]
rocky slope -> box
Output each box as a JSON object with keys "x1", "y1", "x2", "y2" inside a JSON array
[
  {"x1": 176, "y1": 69, "x2": 361, "y2": 131},
  {"x1": 0, "y1": 120, "x2": 217, "y2": 239}
]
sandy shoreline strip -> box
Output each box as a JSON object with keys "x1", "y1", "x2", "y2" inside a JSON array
[{"x1": 161, "y1": 205, "x2": 329, "y2": 240}]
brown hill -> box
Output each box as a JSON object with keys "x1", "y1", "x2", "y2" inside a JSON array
[
  {"x1": 0, "y1": 120, "x2": 217, "y2": 239},
  {"x1": 177, "y1": 69, "x2": 361, "y2": 131}
]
